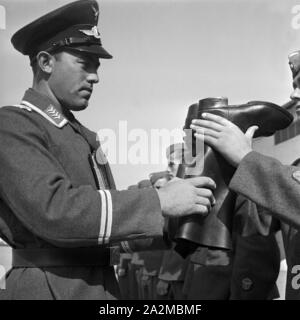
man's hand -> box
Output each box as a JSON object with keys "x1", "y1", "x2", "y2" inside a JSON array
[
  {"x1": 156, "y1": 177, "x2": 216, "y2": 217},
  {"x1": 190, "y1": 113, "x2": 258, "y2": 167}
]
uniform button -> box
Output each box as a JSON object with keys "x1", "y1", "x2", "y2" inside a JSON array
[{"x1": 242, "y1": 277, "x2": 253, "y2": 291}]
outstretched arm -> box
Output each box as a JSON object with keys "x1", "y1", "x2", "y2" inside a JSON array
[{"x1": 192, "y1": 113, "x2": 300, "y2": 228}]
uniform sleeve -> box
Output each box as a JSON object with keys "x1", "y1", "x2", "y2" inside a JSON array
[
  {"x1": 229, "y1": 151, "x2": 300, "y2": 229},
  {"x1": 232, "y1": 195, "x2": 278, "y2": 237},
  {"x1": 0, "y1": 109, "x2": 164, "y2": 247}
]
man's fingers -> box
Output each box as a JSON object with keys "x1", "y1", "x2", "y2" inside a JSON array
[
  {"x1": 191, "y1": 125, "x2": 220, "y2": 138},
  {"x1": 186, "y1": 176, "x2": 216, "y2": 189},
  {"x1": 196, "y1": 187, "x2": 213, "y2": 198},
  {"x1": 192, "y1": 204, "x2": 210, "y2": 216},
  {"x1": 194, "y1": 132, "x2": 205, "y2": 142},
  {"x1": 196, "y1": 188, "x2": 216, "y2": 205},
  {"x1": 192, "y1": 113, "x2": 232, "y2": 127},
  {"x1": 195, "y1": 133, "x2": 217, "y2": 147},
  {"x1": 196, "y1": 196, "x2": 212, "y2": 211},
  {"x1": 245, "y1": 125, "x2": 259, "y2": 140},
  {"x1": 190, "y1": 119, "x2": 223, "y2": 132}
]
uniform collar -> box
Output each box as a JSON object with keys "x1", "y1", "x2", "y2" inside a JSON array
[{"x1": 20, "y1": 88, "x2": 68, "y2": 128}]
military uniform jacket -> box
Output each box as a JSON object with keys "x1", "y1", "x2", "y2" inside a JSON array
[
  {"x1": 182, "y1": 195, "x2": 280, "y2": 300},
  {"x1": 0, "y1": 88, "x2": 164, "y2": 300},
  {"x1": 229, "y1": 151, "x2": 300, "y2": 300}
]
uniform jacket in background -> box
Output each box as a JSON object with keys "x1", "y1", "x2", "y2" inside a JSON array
[
  {"x1": 229, "y1": 151, "x2": 300, "y2": 300},
  {"x1": 183, "y1": 194, "x2": 280, "y2": 300}
]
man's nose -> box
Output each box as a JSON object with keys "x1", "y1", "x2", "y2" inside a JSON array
[
  {"x1": 87, "y1": 71, "x2": 99, "y2": 84},
  {"x1": 290, "y1": 87, "x2": 300, "y2": 100}
]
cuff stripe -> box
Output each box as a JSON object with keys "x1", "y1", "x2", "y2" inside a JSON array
[
  {"x1": 98, "y1": 190, "x2": 113, "y2": 245},
  {"x1": 98, "y1": 190, "x2": 107, "y2": 244},
  {"x1": 104, "y1": 190, "x2": 113, "y2": 244}
]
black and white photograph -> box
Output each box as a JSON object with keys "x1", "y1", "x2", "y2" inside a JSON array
[{"x1": 0, "y1": 0, "x2": 299, "y2": 306}]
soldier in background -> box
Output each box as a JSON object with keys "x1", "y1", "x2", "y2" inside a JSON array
[
  {"x1": 119, "y1": 144, "x2": 190, "y2": 300},
  {"x1": 156, "y1": 143, "x2": 190, "y2": 300}
]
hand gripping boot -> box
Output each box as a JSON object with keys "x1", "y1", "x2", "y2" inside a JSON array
[{"x1": 172, "y1": 97, "x2": 293, "y2": 258}]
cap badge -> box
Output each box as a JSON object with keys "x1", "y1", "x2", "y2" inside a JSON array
[
  {"x1": 292, "y1": 170, "x2": 300, "y2": 184},
  {"x1": 79, "y1": 26, "x2": 101, "y2": 39}
]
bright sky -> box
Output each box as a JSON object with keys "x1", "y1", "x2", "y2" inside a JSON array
[{"x1": 0, "y1": 0, "x2": 300, "y2": 188}]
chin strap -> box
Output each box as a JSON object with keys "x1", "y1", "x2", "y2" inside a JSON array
[
  {"x1": 50, "y1": 36, "x2": 102, "y2": 50},
  {"x1": 29, "y1": 37, "x2": 101, "y2": 65}
]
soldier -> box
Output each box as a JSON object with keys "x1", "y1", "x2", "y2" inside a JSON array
[
  {"x1": 0, "y1": 0, "x2": 215, "y2": 300},
  {"x1": 190, "y1": 50, "x2": 300, "y2": 299}
]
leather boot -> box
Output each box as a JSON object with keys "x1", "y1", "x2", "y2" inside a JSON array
[
  {"x1": 172, "y1": 97, "x2": 293, "y2": 258},
  {"x1": 185, "y1": 98, "x2": 293, "y2": 138}
]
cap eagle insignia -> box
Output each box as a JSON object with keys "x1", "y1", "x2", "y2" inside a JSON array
[{"x1": 79, "y1": 26, "x2": 101, "y2": 39}]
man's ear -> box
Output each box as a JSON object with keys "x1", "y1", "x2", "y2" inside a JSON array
[{"x1": 36, "y1": 51, "x2": 55, "y2": 74}]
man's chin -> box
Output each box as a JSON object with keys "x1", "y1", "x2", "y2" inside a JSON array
[{"x1": 70, "y1": 100, "x2": 89, "y2": 111}]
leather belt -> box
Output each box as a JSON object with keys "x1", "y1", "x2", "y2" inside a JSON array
[{"x1": 12, "y1": 247, "x2": 119, "y2": 268}]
